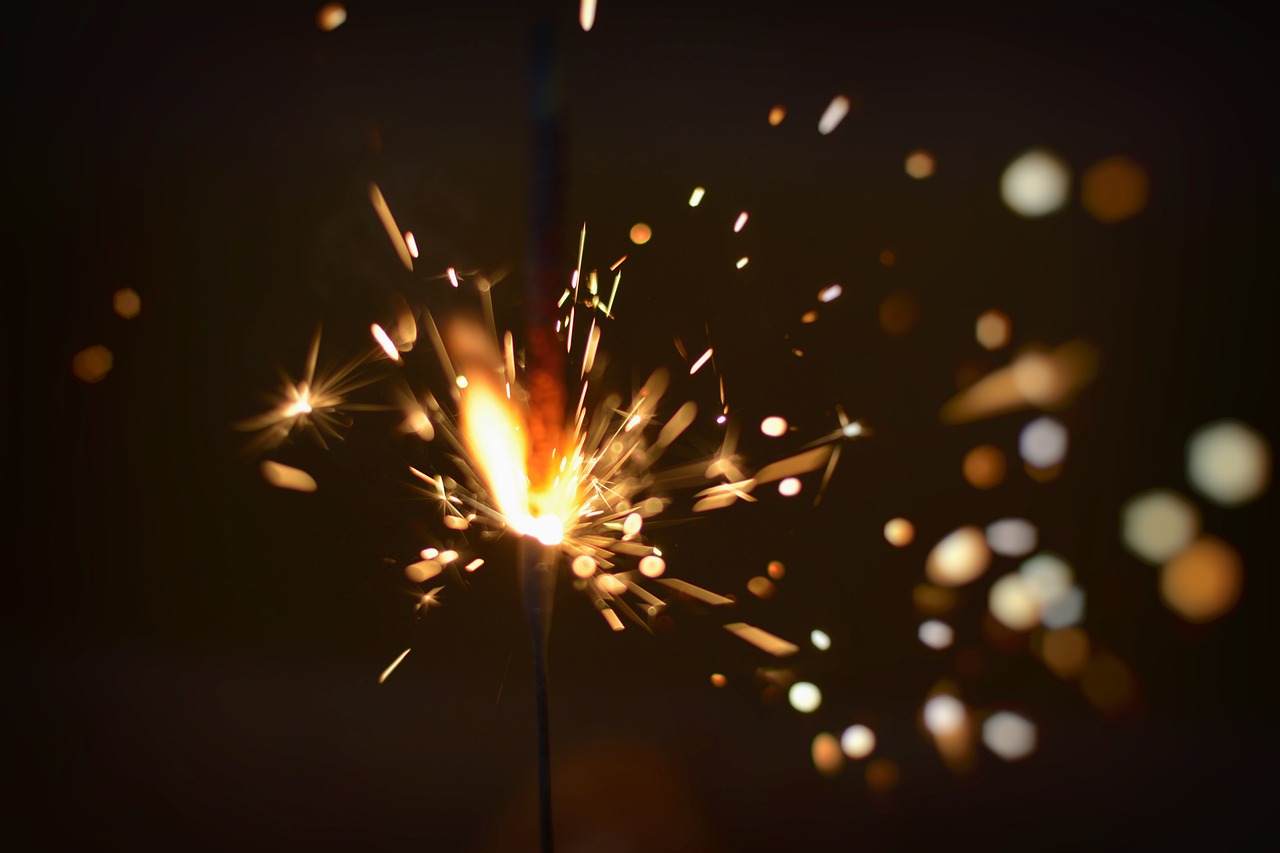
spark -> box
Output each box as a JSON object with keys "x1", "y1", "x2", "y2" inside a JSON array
[
  {"x1": 261, "y1": 460, "x2": 318, "y2": 493},
  {"x1": 688, "y1": 187, "x2": 705, "y2": 207},
  {"x1": 579, "y1": 0, "x2": 596, "y2": 32},
  {"x1": 733, "y1": 211, "x2": 748, "y2": 233},
  {"x1": 368, "y1": 182, "x2": 413, "y2": 271},
  {"x1": 378, "y1": 648, "x2": 411, "y2": 684},
  {"x1": 690, "y1": 347, "x2": 714, "y2": 375}
]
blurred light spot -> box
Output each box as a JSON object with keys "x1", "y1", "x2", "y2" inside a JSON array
[
  {"x1": 404, "y1": 231, "x2": 419, "y2": 258},
  {"x1": 579, "y1": 0, "x2": 596, "y2": 31},
  {"x1": 923, "y1": 694, "x2": 966, "y2": 737},
  {"x1": 760, "y1": 416, "x2": 788, "y2": 437},
  {"x1": 926, "y1": 526, "x2": 991, "y2": 587},
  {"x1": 638, "y1": 555, "x2": 666, "y2": 578},
  {"x1": 878, "y1": 292, "x2": 917, "y2": 336},
  {"x1": 975, "y1": 309, "x2": 1010, "y2": 350},
  {"x1": 986, "y1": 518, "x2": 1038, "y2": 557},
  {"x1": 766, "y1": 560, "x2": 786, "y2": 579},
  {"x1": 735, "y1": 256, "x2": 749, "y2": 269},
  {"x1": 989, "y1": 574, "x2": 1040, "y2": 631},
  {"x1": 438, "y1": 550, "x2": 458, "y2": 564},
  {"x1": 72, "y1": 345, "x2": 113, "y2": 383},
  {"x1": 1080, "y1": 649, "x2": 1140, "y2": 719},
  {"x1": 464, "y1": 558, "x2": 484, "y2": 572},
  {"x1": 629, "y1": 223, "x2": 652, "y2": 245},
  {"x1": 913, "y1": 583, "x2": 958, "y2": 615},
  {"x1": 404, "y1": 559, "x2": 441, "y2": 584},
  {"x1": 884, "y1": 517, "x2": 915, "y2": 547},
  {"x1": 1161, "y1": 536, "x2": 1243, "y2": 623},
  {"x1": 447, "y1": 267, "x2": 460, "y2": 288},
  {"x1": 841, "y1": 724, "x2": 876, "y2": 759},
  {"x1": 942, "y1": 341, "x2": 1100, "y2": 424},
  {"x1": 571, "y1": 555, "x2": 596, "y2": 578},
  {"x1": 1039, "y1": 627, "x2": 1090, "y2": 679},
  {"x1": 688, "y1": 186, "x2": 705, "y2": 207},
  {"x1": 810, "y1": 629, "x2": 831, "y2": 651},
  {"x1": 598, "y1": 573, "x2": 627, "y2": 595},
  {"x1": 1001, "y1": 148, "x2": 1070, "y2": 218},
  {"x1": 1186, "y1": 419, "x2": 1271, "y2": 507},
  {"x1": 789, "y1": 681, "x2": 822, "y2": 713},
  {"x1": 371, "y1": 323, "x2": 401, "y2": 361},
  {"x1": 865, "y1": 758, "x2": 900, "y2": 792},
  {"x1": 1019, "y1": 416, "x2": 1068, "y2": 469},
  {"x1": 963, "y1": 445, "x2": 1006, "y2": 489},
  {"x1": 879, "y1": 248, "x2": 895, "y2": 266},
  {"x1": 710, "y1": 673, "x2": 727, "y2": 688},
  {"x1": 818, "y1": 284, "x2": 843, "y2": 303},
  {"x1": 421, "y1": 547, "x2": 439, "y2": 560},
  {"x1": 818, "y1": 95, "x2": 850, "y2": 135},
  {"x1": 800, "y1": 310, "x2": 818, "y2": 324},
  {"x1": 1019, "y1": 553, "x2": 1073, "y2": 607},
  {"x1": 1122, "y1": 489, "x2": 1200, "y2": 565},
  {"x1": 112, "y1": 288, "x2": 141, "y2": 319},
  {"x1": 443, "y1": 515, "x2": 469, "y2": 530},
  {"x1": 733, "y1": 211, "x2": 749, "y2": 233},
  {"x1": 768, "y1": 104, "x2": 786, "y2": 126},
  {"x1": 455, "y1": 375, "x2": 469, "y2": 389},
  {"x1": 747, "y1": 576, "x2": 777, "y2": 599},
  {"x1": 812, "y1": 732, "x2": 845, "y2": 777},
  {"x1": 904, "y1": 149, "x2": 936, "y2": 179},
  {"x1": 778, "y1": 477, "x2": 802, "y2": 496},
  {"x1": 1041, "y1": 585, "x2": 1086, "y2": 629},
  {"x1": 918, "y1": 620, "x2": 954, "y2": 650},
  {"x1": 983, "y1": 711, "x2": 1037, "y2": 761},
  {"x1": 1082, "y1": 155, "x2": 1148, "y2": 223},
  {"x1": 623, "y1": 512, "x2": 643, "y2": 537},
  {"x1": 261, "y1": 460, "x2": 317, "y2": 493},
  {"x1": 1011, "y1": 349, "x2": 1070, "y2": 407},
  {"x1": 316, "y1": 3, "x2": 347, "y2": 31}
]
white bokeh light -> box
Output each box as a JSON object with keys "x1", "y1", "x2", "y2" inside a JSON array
[
  {"x1": 1001, "y1": 148, "x2": 1071, "y2": 218},
  {"x1": 1186, "y1": 420, "x2": 1272, "y2": 507},
  {"x1": 1019, "y1": 416, "x2": 1068, "y2": 469},
  {"x1": 982, "y1": 711, "x2": 1037, "y2": 761}
]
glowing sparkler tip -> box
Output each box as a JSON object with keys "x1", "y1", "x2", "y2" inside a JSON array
[{"x1": 522, "y1": 514, "x2": 564, "y2": 546}]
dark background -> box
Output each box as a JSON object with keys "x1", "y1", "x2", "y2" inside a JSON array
[{"x1": 9, "y1": 1, "x2": 1278, "y2": 849}]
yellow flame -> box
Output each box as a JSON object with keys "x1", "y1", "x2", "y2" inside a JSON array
[{"x1": 458, "y1": 376, "x2": 569, "y2": 546}]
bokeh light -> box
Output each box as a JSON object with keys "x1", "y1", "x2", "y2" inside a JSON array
[
  {"x1": 72, "y1": 345, "x2": 113, "y2": 384},
  {"x1": 788, "y1": 682, "x2": 822, "y2": 713},
  {"x1": 316, "y1": 3, "x2": 347, "y2": 31},
  {"x1": 904, "y1": 149, "x2": 936, "y2": 179},
  {"x1": 884, "y1": 517, "x2": 915, "y2": 547},
  {"x1": 923, "y1": 694, "x2": 967, "y2": 737},
  {"x1": 982, "y1": 711, "x2": 1037, "y2": 761},
  {"x1": 1019, "y1": 416, "x2": 1068, "y2": 469},
  {"x1": 878, "y1": 292, "x2": 917, "y2": 336},
  {"x1": 818, "y1": 95, "x2": 850, "y2": 135},
  {"x1": 918, "y1": 619, "x2": 955, "y2": 650},
  {"x1": 778, "y1": 477, "x2": 802, "y2": 496},
  {"x1": 810, "y1": 629, "x2": 831, "y2": 651},
  {"x1": 760, "y1": 416, "x2": 788, "y2": 437},
  {"x1": 767, "y1": 104, "x2": 786, "y2": 126},
  {"x1": 260, "y1": 460, "x2": 318, "y2": 493},
  {"x1": 975, "y1": 309, "x2": 1010, "y2": 350},
  {"x1": 1160, "y1": 536, "x2": 1243, "y2": 623},
  {"x1": 112, "y1": 287, "x2": 141, "y2": 319},
  {"x1": 1186, "y1": 419, "x2": 1271, "y2": 507},
  {"x1": 989, "y1": 574, "x2": 1040, "y2": 631},
  {"x1": 986, "y1": 518, "x2": 1038, "y2": 557},
  {"x1": 840, "y1": 725, "x2": 876, "y2": 759},
  {"x1": 1039, "y1": 626, "x2": 1090, "y2": 679},
  {"x1": 1121, "y1": 489, "x2": 1201, "y2": 565},
  {"x1": 963, "y1": 444, "x2": 1006, "y2": 489},
  {"x1": 1081, "y1": 155, "x2": 1149, "y2": 223},
  {"x1": 865, "y1": 758, "x2": 900, "y2": 792},
  {"x1": 767, "y1": 560, "x2": 786, "y2": 579},
  {"x1": 747, "y1": 576, "x2": 777, "y2": 599},
  {"x1": 629, "y1": 222, "x2": 652, "y2": 244},
  {"x1": 926, "y1": 526, "x2": 991, "y2": 587},
  {"x1": 1000, "y1": 148, "x2": 1071, "y2": 218},
  {"x1": 812, "y1": 732, "x2": 844, "y2": 777},
  {"x1": 688, "y1": 186, "x2": 705, "y2": 207}
]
